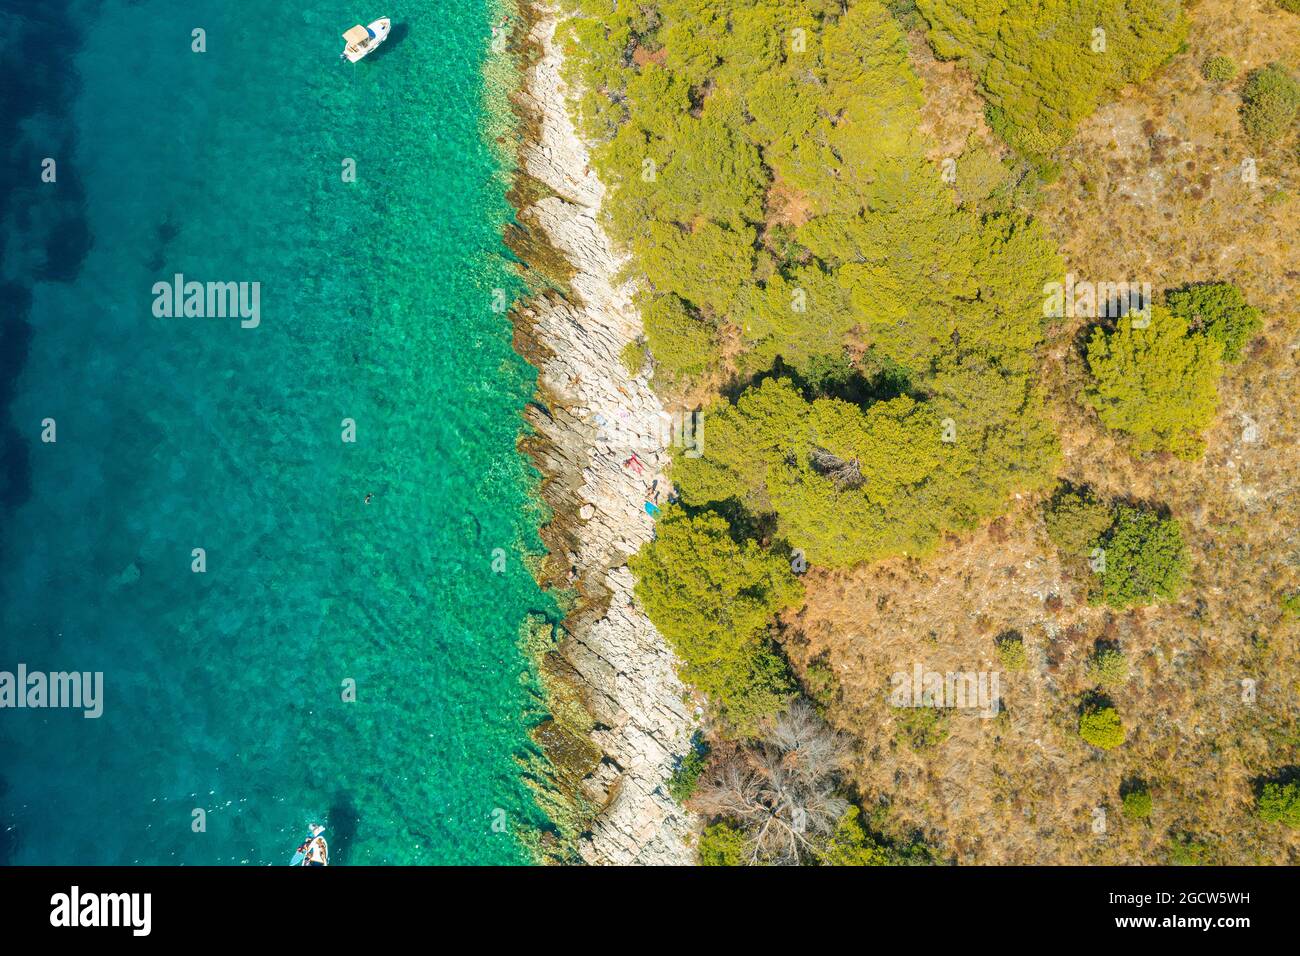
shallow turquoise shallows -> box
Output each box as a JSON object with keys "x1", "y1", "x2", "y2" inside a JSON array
[{"x1": 0, "y1": 0, "x2": 556, "y2": 864}]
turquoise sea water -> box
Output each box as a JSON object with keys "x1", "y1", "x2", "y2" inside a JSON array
[{"x1": 0, "y1": 1, "x2": 557, "y2": 863}]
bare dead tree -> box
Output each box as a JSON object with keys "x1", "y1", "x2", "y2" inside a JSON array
[
  {"x1": 766, "y1": 698, "x2": 853, "y2": 771},
  {"x1": 810, "y1": 446, "x2": 864, "y2": 490},
  {"x1": 695, "y1": 700, "x2": 851, "y2": 864}
]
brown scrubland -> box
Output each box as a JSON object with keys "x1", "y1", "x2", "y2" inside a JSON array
[{"x1": 779, "y1": 0, "x2": 1299, "y2": 864}]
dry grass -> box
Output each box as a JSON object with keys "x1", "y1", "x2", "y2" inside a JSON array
[
  {"x1": 776, "y1": 0, "x2": 1300, "y2": 864},
  {"x1": 908, "y1": 26, "x2": 995, "y2": 162},
  {"x1": 764, "y1": 174, "x2": 815, "y2": 230}
]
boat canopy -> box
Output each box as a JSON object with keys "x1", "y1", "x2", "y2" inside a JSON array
[{"x1": 342, "y1": 25, "x2": 370, "y2": 44}]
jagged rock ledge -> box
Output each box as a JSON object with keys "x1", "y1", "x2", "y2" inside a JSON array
[{"x1": 504, "y1": 1, "x2": 697, "y2": 865}]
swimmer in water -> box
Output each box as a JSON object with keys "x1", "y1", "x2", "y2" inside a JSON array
[{"x1": 364, "y1": 493, "x2": 373, "y2": 504}]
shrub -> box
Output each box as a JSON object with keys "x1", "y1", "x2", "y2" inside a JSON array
[
  {"x1": 1280, "y1": 0, "x2": 1300, "y2": 12},
  {"x1": 1079, "y1": 701, "x2": 1126, "y2": 750},
  {"x1": 1085, "y1": 305, "x2": 1223, "y2": 460},
  {"x1": 1087, "y1": 647, "x2": 1130, "y2": 688},
  {"x1": 1042, "y1": 484, "x2": 1186, "y2": 607},
  {"x1": 1241, "y1": 64, "x2": 1300, "y2": 145},
  {"x1": 1121, "y1": 786, "x2": 1153, "y2": 820},
  {"x1": 619, "y1": 339, "x2": 647, "y2": 377},
  {"x1": 802, "y1": 655, "x2": 841, "y2": 709},
  {"x1": 1043, "y1": 484, "x2": 1115, "y2": 559},
  {"x1": 996, "y1": 632, "x2": 1028, "y2": 672},
  {"x1": 818, "y1": 807, "x2": 895, "y2": 866},
  {"x1": 697, "y1": 822, "x2": 747, "y2": 866},
  {"x1": 1257, "y1": 780, "x2": 1300, "y2": 828},
  {"x1": 1097, "y1": 505, "x2": 1188, "y2": 608},
  {"x1": 1165, "y1": 282, "x2": 1262, "y2": 362},
  {"x1": 1281, "y1": 592, "x2": 1300, "y2": 620},
  {"x1": 1168, "y1": 833, "x2": 1213, "y2": 865},
  {"x1": 897, "y1": 706, "x2": 951, "y2": 751},
  {"x1": 629, "y1": 505, "x2": 801, "y2": 735},
  {"x1": 640, "y1": 293, "x2": 716, "y2": 380},
  {"x1": 667, "y1": 736, "x2": 710, "y2": 803},
  {"x1": 1201, "y1": 56, "x2": 1237, "y2": 83}
]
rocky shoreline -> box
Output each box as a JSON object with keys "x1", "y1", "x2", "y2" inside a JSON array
[{"x1": 505, "y1": 2, "x2": 697, "y2": 865}]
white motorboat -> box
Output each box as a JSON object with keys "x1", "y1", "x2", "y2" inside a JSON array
[{"x1": 341, "y1": 18, "x2": 391, "y2": 62}]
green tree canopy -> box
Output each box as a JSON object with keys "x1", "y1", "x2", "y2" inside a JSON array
[
  {"x1": 1043, "y1": 484, "x2": 1115, "y2": 559},
  {"x1": 675, "y1": 378, "x2": 960, "y2": 566},
  {"x1": 697, "y1": 822, "x2": 748, "y2": 865},
  {"x1": 639, "y1": 293, "x2": 718, "y2": 380},
  {"x1": 1257, "y1": 779, "x2": 1300, "y2": 828},
  {"x1": 629, "y1": 505, "x2": 801, "y2": 734},
  {"x1": 561, "y1": 0, "x2": 1062, "y2": 571},
  {"x1": 1085, "y1": 306, "x2": 1224, "y2": 460},
  {"x1": 1122, "y1": 787, "x2": 1153, "y2": 820},
  {"x1": 1079, "y1": 702, "x2": 1126, "y2": 750},
  {"x1": 1165, "y1": 282, "x2": 1262, "y2": 363},
  {"x1": 1097, "y1": 505, "x2": 1188, "y2": 608},
  {"x1": 676, "y1": 373, "x2": 1055, "y2": 568},
  {"x1": 915, "y1": 0, "x2": 1186, "y2": 160},
  {"x1": 1240, "y1": 64, "x2": 1300, "y2": 145},
  {"x1": 817, "y1": 807, "x2": 894, "y2": 866}
]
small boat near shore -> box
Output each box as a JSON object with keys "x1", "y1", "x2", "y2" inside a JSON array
[
  {"x1": 341, "y1": 18, "x2": 391, "y2": 62},
  {"x1": 290, "y1": 824, "x2": 329, "y2": 866}
]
